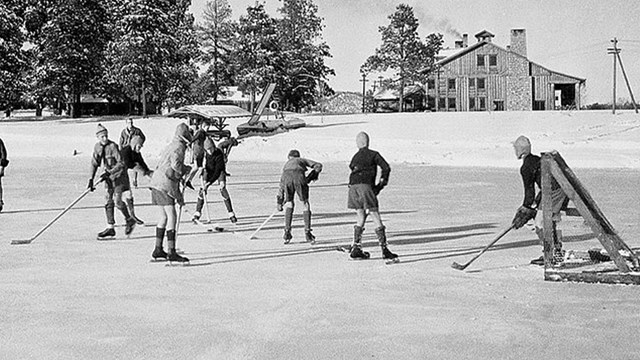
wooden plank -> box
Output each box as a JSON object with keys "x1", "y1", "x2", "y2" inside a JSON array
[
  {"x1": 546, "y1": 270, "x2": 640, "y2": 285},
  {"x1": 545, "y1": 155, "x2": 630, "y2": 272},
  {"x1": 541, "y1": 155, "x2": 555, "y2": 269}
]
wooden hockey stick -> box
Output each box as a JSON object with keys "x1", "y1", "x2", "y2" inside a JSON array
[
  {"x1": 248, "y1": 210, "x2": 278, "y2": 240},
  {"x1": 11, "y1": 179, "x2": 105, "y2": 245},
  {"x1": 451, "y1": 225, "x2": 514, "y2": 271}
]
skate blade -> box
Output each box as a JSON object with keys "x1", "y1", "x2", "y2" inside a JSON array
[
  {"x1": 96, "y1": 236, "x2": 116, "y2": 241},
  {"x1": 385, "y1": 258, "x2": 400, "y2": 265},
  {"x1": 165, "y1": 261, "x2": 191, "y2": 267},
  {"x1": 149, "y1": 258, "x2": 168, "y2": 263}
]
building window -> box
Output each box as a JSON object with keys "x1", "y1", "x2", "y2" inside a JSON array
[
  {"x1": 427, "y1": 79, "x2": 435, "y2": 89},
  {"x1": 534, "y1": 100, "x2": 546, "y2": 111},
  {"x1": 427, "y1": 95, "x2": 436, "y2": 110},
  {"x1": 493, "y1": 100, "x2": 504, "y2": 111},
  {"x1": 477, "y1": 78, "x2": 485, "y2": 90},
  {"x1": 469, "y1": 78, "x2": 475, "y2": 88},
  {"x1": 448, "y1": 78, "x2": 456, "y2": 91},
  {"x1": 469, "y1": 97, "x2": 476, "y2": 111},
  {"x1": 479, "y1": 97, "x2": 486, "y2": 110},
  {"x1": 477, "y1": 54, "x2": 485, "y2": 67},
  {"x1": 438, "y1": 97, "x2": 446, "y2": 110},
  {"x1": 448, "y1": 97, "x2": 456, "y2": 110},
  {"x1": 489, "y1": 54, "x2": 497, "y2": 66}
]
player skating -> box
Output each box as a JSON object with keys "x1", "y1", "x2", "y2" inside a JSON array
[
  {"x1": 511, "y1": 135, "x2": 568, "y2": 265},
  {"x1": 88, "y1": 124, "x2": 136, "y2": 239},
  {"x1": 148, "y1": 123, "x2": 192, "y2": 263},
  {"x1": 191, "y1": 136, "x2": 239, "y2": 225},
  {"x1": 120, "y1": 135, "x2": 152, "y2": 225},
  {"x1": 276, "y1": 149, "x2": 322, "y2": 244},
  {"x1": 346, "y1": 132, "x2": 398, "y2": 262}
]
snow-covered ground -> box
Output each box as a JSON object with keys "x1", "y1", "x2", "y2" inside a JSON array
[{"x1": 1, "y1": 110, "x2": 640, "y2": 359}]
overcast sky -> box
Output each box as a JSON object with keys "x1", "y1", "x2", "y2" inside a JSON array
[{"x1": 190, "y1": 0, "x2": 640, "y2": 104}]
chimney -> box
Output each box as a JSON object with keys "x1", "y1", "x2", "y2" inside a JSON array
[
  {"x1": 462, "y1": 34, "x2": 468, "y2": 47},
  {"x1": 510, "y1": 28, "x2": 527, "y2": 57},
  {"x1": 455, "y1": 40, "x2": 463, "y2": 48}
]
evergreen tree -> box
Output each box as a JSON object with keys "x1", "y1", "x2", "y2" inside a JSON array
[
  {"x1": 277, "y1": 0, "x2": 334, "y2": 112},
  {"x1": 0, "y1": 2, "x2": 29, "y2": 112},
  {"x1": 232, "y1": 3, "x2": 279, "y2": 111},
  {"x1": 363, "y1": 4, "x2": 442, "y2": 112},
  {"x1": 104, "y1": 0, "x2": 197, "y2": 116},
  {"x1": 196, "y1": 0, "x2": 237, "y2": 104}
]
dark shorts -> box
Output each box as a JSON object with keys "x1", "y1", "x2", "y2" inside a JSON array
[
  {"x1": 282, "y1": 171, "x2": 309, "y2": 203},
  {"x1": 347, "y1": 184, "x2": 379, "y2": 210},
  {"x1": 195, "y1": 153, "x2": 204, "y2": 168},
  {"x1": 151, "y1": 188, "x2": 175, "y2": 206}
]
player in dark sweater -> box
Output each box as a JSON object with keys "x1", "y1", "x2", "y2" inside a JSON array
[
  {"x1": 347, "y1": 131, "x2": 397, "y2": 261},
  {"x1": 512, "y1": 135, "x2": 567, "y2": 265},
  {"x1": 121, "y1": 135, "x2": 152, "y2": 225},
  {"x1": 191, "y1": 136, "x2": 238, "y2": 224}
]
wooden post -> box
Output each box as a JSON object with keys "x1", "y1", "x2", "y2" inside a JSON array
[
  {"x1": 540, "y1": 154, "x2": 555, "y2": 268},
  {"x1": 608, "y1": 38, "x2": 619, "y2": 114},
  {"x1": 615, "y1": 52, "x2": 638, "y2": 113},
  {"x1": 360, "y1": 73, "x2": 368, "y2": 113}
]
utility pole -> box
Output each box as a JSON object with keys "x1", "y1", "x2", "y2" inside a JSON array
[
  {"x1": 360, "y1": 73, "x2": 368, "y2": 113},
  {"x1": 608, "y1": 38, "x2": 638, "y2": 114}
]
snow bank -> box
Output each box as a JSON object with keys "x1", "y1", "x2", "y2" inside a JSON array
[{"x1": 1, "y1": 110, "x2": 639, "y2": 168}]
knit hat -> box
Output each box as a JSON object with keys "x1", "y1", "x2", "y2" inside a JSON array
[
  {"x1": 356, "y1": 131, "x2": 369, "y2": 149},
  {"x1": 130, "y1": 135, "x2": 144, "y2": 148},
  {"x1": 175, "y1": 123, "x2": 192, "y2": 143},
  {"x1": 288, "y1": 149, "x2": 300, "y2": 158},
  {"x1": 513, "y1": 135, "x2": 531, "y2": 159},
  {"x1": 96, "y1": 123, "x2": 108, "y2": 137}
]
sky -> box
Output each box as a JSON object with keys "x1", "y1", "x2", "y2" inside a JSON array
[{"x1": 189, "y1": 0, "x2": 640, "y2": 104}]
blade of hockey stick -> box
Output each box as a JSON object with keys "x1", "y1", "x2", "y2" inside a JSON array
[{"x1": 450, "y1": 225, "x2": 514, "y2": 271}]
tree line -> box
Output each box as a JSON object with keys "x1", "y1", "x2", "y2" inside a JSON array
[{"x1": 0, "y1": 0, "x2": 335, "y2": 118}]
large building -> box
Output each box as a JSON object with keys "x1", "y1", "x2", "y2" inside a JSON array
[{"x1": 426, "y1": 29, "x2": 585, "y2": 112}]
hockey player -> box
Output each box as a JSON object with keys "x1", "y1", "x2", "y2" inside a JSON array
[
  {"x1": 148, "y1": 123, "x2": 192, "y2": 262},
  {"x1": 119, "y1": 117, "x2": 146, "y2": 149},
  {"x1": 191, "y1": 136, "x2": 239, "y2": 224},
  {"x1": 88, "y1": 124, "x2": 136, "y2": 239},
  {"x1": 277, "y1": 149, "x2": 322, "y2": 244},
  {"x1": 121, "y1": 135, "x2": 152, "y2": 225},
  {"x1": 511, "y1": 135, "x2": 568, "y2": 265},
  {"x1": 0, "y1": 136, "x2": 8, "y2": 212},
  {"x1": 347, "y1": 131, "x2": 398, "y2": 261},
  {"x1": 185, "y1": 118, "x2": 207, "y2": 189}
]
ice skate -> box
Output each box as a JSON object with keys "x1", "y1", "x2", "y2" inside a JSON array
[
  {"x1": 97, "y1": 227, "x2": 116, "y2": 239},
  {"x1": 191, "y1": 211, "x2": 201, "y2": 223},
  {"x1": 229, "y1": 215, "x2": 237, "y2": 224},
  {"x1": 305, "y1": 230, "x2": 316, "y2": 245},
  {"x1": 283, "y1": 229, "x2": 293, "y2": 244},
  {"x1": 350, "y1": 245, "x2": 370, "y2": 260},
  {"x1": 167, "y1": 250, "x2": 189, "y2": 265},
  {"x1": 150, "y1": 247, "x2": 168, "y2": 262},
  {"x1": 124, "y1": 217, "x2": 136, "y2": 236},
  {"x1": 382, "y1": 246, "x2": 399, "y2": 264},
  {"x1": 132, "y1": 215, "x2": 144, "y2": 225}
]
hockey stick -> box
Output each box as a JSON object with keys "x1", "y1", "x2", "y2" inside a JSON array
[
  {"x1": 248, "y1": 210, "x2": 278, "y2": 240},
  {"x1": 11, "y1": 179, "x2": 105, "y2": 245},
  {"x1": 451, "y1": 225, "x2": 514, "y2": 271}
]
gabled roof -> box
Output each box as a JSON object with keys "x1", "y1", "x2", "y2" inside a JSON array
[
  {"x1": 432, "y1": 40, "x2": 585, "y2": 83},
  {"x1": 474, "y1": 30, "x2": 495, "y2": 40}
]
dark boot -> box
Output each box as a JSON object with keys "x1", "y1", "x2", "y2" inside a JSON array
[
  {"x1": 376, "y1": 226, "x2": 397, "y2": 260},
  {"x1": 98, "y1": 227, "x2": 116, "y2": 239},
  {"x1": 124, "y1": 217, "x2": 136, "y2": 236},
  {"x1": 283, "y1": 228, "x2": 293, "y2": 244},
  {"x1": 350, "y1": 225, "x2": 369, "y2": 259},
  {"x1": 350, "y1": 245, "x2": 370, "y2": 259},
  {"x1": 152, "y1": 228, "x2": 167, "y2": 260},
  {"x1": 305, "y1": 230, "x2": 316, "y2": 245},
  {"x1": 167, "y1": 230, "x2": 189, "y2": 262},
  {"x1": 126, "y1": 198, "x2": 144, "y2": 225}
]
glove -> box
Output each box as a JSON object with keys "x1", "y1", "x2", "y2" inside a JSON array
[
  {"x1": 512, "y1": 206, "x2": 537, "y2": 229},
  {"x1": 372, "y1": 183, "x2": 384, "y2": 195},
  {"x1": 99, "y1": 171, "x2": 110, "y2": 181},
  {"x1": 276, "y1": 194, "x2": 284, "y2": 212},
  {"x1": 87, "y1": 178, "x2": 95, "y2": 192},
  {"x1": 305, "y1": 169, "x2": 319, "y2": 183},
  {"x1": 230, "y1": 137, "x2": 238, "y2": 146},
  {"x1": 0, "y1": 159, "x2": 9, "y2": 167},
  {"x1": 185, "y1": 180, "x2": 195, "y2": 190}
]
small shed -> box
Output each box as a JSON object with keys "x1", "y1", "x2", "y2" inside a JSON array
[{"x1": 373, "y1": 85, "x2": 426, "y2": 112}]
